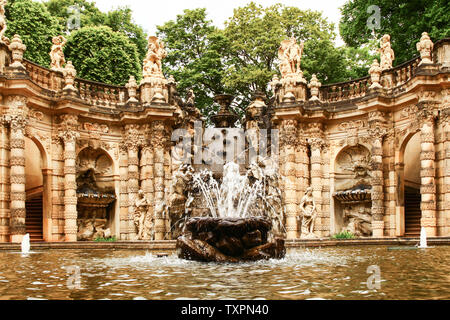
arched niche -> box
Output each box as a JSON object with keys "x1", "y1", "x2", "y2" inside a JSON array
[
  {"x1": 76, "y1": 147, "x2": 116, "y2": 241},
  {"x1": 332, "y1": 145, "x2": 372, "y2": 237}
]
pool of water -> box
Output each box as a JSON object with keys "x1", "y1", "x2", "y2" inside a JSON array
[{"x1": 0, "y1": 246, "x2": 449, "y2": 300}]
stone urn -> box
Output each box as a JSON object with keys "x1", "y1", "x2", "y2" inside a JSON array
[{"x1": 177, "y1": 217, "x2": 286, "y2": 263}]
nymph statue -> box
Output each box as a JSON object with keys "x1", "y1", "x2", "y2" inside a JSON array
[
  {"x1": 50, "y1": 35, "x2": 67, "y2": 71},
  {"x1": 278, "y1": 37, "x2": 304, "y2": 77},
  {"x1": 298, "y1": 187, "x2": 317, "y2": 238},
  {"x1": 133, "y1": 190, "x2": 150, "y2": 240},
  {"x1": 143, "y1": 36, "x2": 167, "y2": 78},
  {"x1": 0, "y1": 0, "x2": 7, "y2": 44},
  {"x1": 379, "y1": 34, "x2": 395, "y2": 70}
]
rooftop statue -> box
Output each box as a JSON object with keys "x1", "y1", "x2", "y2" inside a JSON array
[
  {"x1": 417, "y1": 32, "x2": 434, "y2": 65},
  {"x1": 379, "y1": 34, "x2": 395, "y2": 70},
  {"x1": 278, "y1": 37, "x2": 304, "y2": 78},
  {"x1": 0, "y1": 0, "x2": 8, "y2": 44},
  {"x1": 50, "y1": 35, "x2": 67, "y2": 71},
  {"x1": 143, "y1": 36, "x2": 167, "y2": 79}
]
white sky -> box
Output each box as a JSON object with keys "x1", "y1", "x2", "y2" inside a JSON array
[{"x1": 91, "y1": 0, "x2": 347, "y2": 44}]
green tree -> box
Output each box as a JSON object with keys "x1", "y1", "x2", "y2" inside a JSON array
[
  {"x1": 222, "y1": 2, "x2": 353, "y2": 111},
  {"x1": 157, "y1": 8, "x2": 229, "y2": 118},
  {"x1": 5, "y1": 0, "x2": 62, "y2": 67},
  {"x1": 64, "y1": 26, "x2": 141, "y2": 85},
  {"x1": 45, "y1": 1, "x2": 147, "y2": 61},
  {"x1": 340, "y1": 0, "x2": 450, "y2": 65}
]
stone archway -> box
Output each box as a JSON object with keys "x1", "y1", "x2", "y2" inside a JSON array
[
  {"x1": 401, "y1": 131, "x2": 422, "y2": 236},
  {"x1": 332, "y1": 145, "x2": 372, "y2": 237},
  {"x1": 76, "y1": 147, "x2": 116, "y2": 241},
  {"x1": 24, "y1": 137, "x2": 48, "y2": 242}
]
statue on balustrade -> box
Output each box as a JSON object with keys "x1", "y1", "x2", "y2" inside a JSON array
[
  {"x1": 143, "y1": 36, "x2": 167, "y2": 78},
  {"x1": 379, "y1": 34, "x2": 395, "y2": 70},
  {"x1": 0, "y1": 0, "x2": 7, "y2": 44},
  {"x1": 278, "y1": 37, "x2": 304, "y2": 77},
  {"x1": 50, "y1": 35, "x2": 67, "y2": 71},
  {"x1": 298, "y1": 187, "x2": 318, "y2": 239},
  {"x1": 133, "y1": 190, "x2": 152, "y2": 240}
]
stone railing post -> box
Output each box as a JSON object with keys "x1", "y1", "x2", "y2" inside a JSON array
[
  {"x1": 59, "y1": 114, "x2": 79, "y2": 242},
  {"x1": 280, "y1": 119, "x2": 298, "y2": 239}
]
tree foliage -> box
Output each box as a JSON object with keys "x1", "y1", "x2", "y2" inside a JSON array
[
  {"x1": 64, "y1": 26, "x2": 141, "y2": 85},
  {"x1": 5, "y1": 0, "x2": 62, "y2": 66},
  {"x1": 157, "y1": 8, "x2": 229, "y2": 118},
  {"x1": 340, "y1": 0, "x2": 450, "y2": 65}
]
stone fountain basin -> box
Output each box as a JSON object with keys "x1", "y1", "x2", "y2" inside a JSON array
[{"x1": 177, "y1": 217, "x2": 286, "y2": 263}]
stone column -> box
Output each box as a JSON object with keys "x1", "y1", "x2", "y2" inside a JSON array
[
  {"x1": 152, "y1": 121, "x2": 167, "y2": 240},
  {"x1": 9, "y1": 114, "x2": 28, "y2": 243},
  {"x1": 280, "y1": 119, "x2": 298, "y2": 240},
  {"x1": 140, "y1": 142, "x2": 155, "y2": 240},
  {"x1": 368, "y1": 111, "x2": 388, "y2": 238},
  {"x1": 59, "y1": 115, "x2": 79, "y2": 242},
  {"x1": 417, "y1": 94, "x2": 438, "y2": 237},
  {"x1": 442, "y1": 107, "x2": 450, "y2": 235},
  {"x1": 124, "y1": 124, "x2": 141, "y2": 240},
  {"x1": 51, "y1": 134, "x2": 65, "y2": 241},
  {"x1": 295, "y1": 133, "x2": 309, "y2": 229},
  {"x1": 0, "y1": 116, "x2": 10, "y2": 242},
  {"x1": 118, "y1": 145, "x2": 129, "y2": 240},
  {"x1": 308, "y1": 137, "x2": 324, "y2": 237}
]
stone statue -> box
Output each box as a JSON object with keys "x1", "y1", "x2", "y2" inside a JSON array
[
  {"x1": 379, "y1": 34, "x2": 395, "y2": 70},
  {"x1": 50, "y1": 35, "x2": 67, "y2": 71},
  {"x1": 185, "y1": 89, "x2": 195, "y2": 107},
  {"x1": 278, "y1": 37, "x2": 304, "y2": 77},
  {"x1": 0, "y1": 0, "x2": 8, "y2": 44},
  {"x1": 416, "y1": 32, "x2": 434, "y2": 65},
  {"x1": 133, "y1": 190, "x2": 150, "y2": 240},
  {"x1": 298, "y1": 187, "x2": 317, "y2": 238},
  {"x1": 342, "y1": 206, "x2": 372, "y2": 237},
  {"x1": 369, "y1": 59, "x2": 383, "y2": 89},
  {"x1": 143, "y1": 36, "x2": 167, "y2": 79},
  {"x1": 308, "y1": 74, "x2": 322, "y2": 101}
]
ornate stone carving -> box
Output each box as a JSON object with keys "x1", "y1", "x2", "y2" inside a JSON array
[
  {"x1": 416, "y1": 32, "x2": 434, "y2": 65},
  {"x1": 143, "y1": 36, "x2": 167, "y2": 79},
  {"x1": 125, "y1": 76, "x2": 138, "y2": 104},
  {"x1": 280, "y1": 119, "x2": 298, "y2": 147},
  {"x1": 0, "y1": 0, "x2": 8, "y2": 44},
  {"x1": 298, "y1": 187, "x2": 317, "y2": 239},
  {"x1": 8, "y1": 34, "x2": 26, "y2": 69},
  {"x1": 278, "y1": 37, "x2": 304, "y2": 78},
  {"x1": 379, "y1": 34, "x2": 395, "y2": 70},
  {"x1": 308, "y1": 74, "x2": 321, "y2": 101},
  {"x1": 50, "y1": 35, "x2": 67, "y2": 71},
  {"x1": 62, "y1": 61, "x2": 77, "y2": 92},
  {"x1": 132, "y1": 190, "x2": 153, "y2": 240},
  {"x1": 369, "y1": 59, "x2": 383, "y2": 89}
]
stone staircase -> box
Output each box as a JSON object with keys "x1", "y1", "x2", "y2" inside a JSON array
[
  {"x1": 404, "y1": 188, "x2": 421, "y2": 237},
  {"x1": 25, "y1": 194, "x2": 44, "y2": 242}
]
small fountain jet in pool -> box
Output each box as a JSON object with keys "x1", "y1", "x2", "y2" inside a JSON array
[
  {"x1": 177, "y1": 161, "x2": 286, "y2": 263},
  {"x1": 418, "y1": 227, "x2": 428, "y2": 249},
  {"x1": 21, "y1": 234, "x2": 30, "y2": 255}
]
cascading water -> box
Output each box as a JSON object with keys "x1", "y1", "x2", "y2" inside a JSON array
[
  {"x1": 176, "y1": 159, "x2": 286, "y2": 262},
  {"x1": 21, "y1": 234, "x2": 30, "y2": 255},
  {"x1": 419, "y1": 227, "x2": 428, "y2": 249}
]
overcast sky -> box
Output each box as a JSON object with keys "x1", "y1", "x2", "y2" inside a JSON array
[{"x1": 91, "y1": 0, "x2": 347, "y2": 44}]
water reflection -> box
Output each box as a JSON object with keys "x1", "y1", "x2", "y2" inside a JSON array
[{"x1": 0, "y1": 246, "x2": 449, "y2": 300}]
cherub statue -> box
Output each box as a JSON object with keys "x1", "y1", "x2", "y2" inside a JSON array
[
  {"x1": 133, "y1": 190, "x2": 149, "y2": 240},
  {"x1": 50, "y1": 35, "x2": 67, "y2": 71},
  {"x1": 379, "y1": 34, "x2": 395, "y2": 70},
  {"x1": 0, "y1": 0, "x2": 8, "y2": 44},
  {"x1": 298, "y1": 187, "x2": 317, "y2": 238}
]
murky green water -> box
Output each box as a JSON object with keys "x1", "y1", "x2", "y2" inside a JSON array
[{"x1": 0, "y1": 246, "x2": 449, "y2": 300}]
